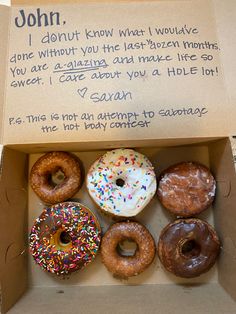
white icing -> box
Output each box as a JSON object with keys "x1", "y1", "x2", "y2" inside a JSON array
[{"x1": 87, "y1": 149, "x2": 157, "y2": 217}]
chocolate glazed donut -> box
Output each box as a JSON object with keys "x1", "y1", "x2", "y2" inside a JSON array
[
  {"x1": 158, "y1": 218, "x2": 220, "y2": 278},
  {"x1": 30, "y1": 151, "x2": 82, "y2": 204},
  {"x1": 101, "y1": 221, "x2": 156, "y2": 278}
]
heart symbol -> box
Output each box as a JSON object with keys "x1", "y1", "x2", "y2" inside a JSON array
[{"x1": 77, "y1": 87, "x2": 88, "y2": 98}]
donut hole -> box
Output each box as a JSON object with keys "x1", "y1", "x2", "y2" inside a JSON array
[
  {"x1": 59, "y1": 231, "x2": 72, "y2": 246},
  {"x1": 116, "y1": 178, "x2": 125, "y2": 187},
  {"x1": 180, "y1": 239, "x2": 201, "y2": 258},
  {"x1": 49, "y1": 168, "x2": 66, "y2": 187},
  {"x1": 116, "y1": 239, "x2": 138, "y2": 257}
]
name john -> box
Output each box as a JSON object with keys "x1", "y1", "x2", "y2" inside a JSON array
[{"x1": 15, "y1": 8, "x2": 61, "y2": 28}]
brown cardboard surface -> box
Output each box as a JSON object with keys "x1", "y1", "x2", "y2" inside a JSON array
[
  {"x1": 28, "y1": 145, "x2": 217, "y2": 287},
  {"x1": 214, "y1": 0, "x2": 236, "y2": 108},
  {"x1": 0, "y1": 147, "x2": 28, "y2": 313},
  {"x1": 2, "y1": 0, "x2": 234, "y2": 145},
  {"x1": 5, "y1": 136, "x2": 221, "y2": 153},
  {"x1": 7, "y1": 284, "x2": 236, "y2": 314},
  {"x1": 12, "y1": 0, "x2": 164, "y2": 3},
  {"x1": 0, "y1": 5, "x2": 10, "y2": 144},
  {"x1": 209, "y1": 139, "x2": 236, "y2": 301},
  {"x1": 0, "y1": 0, "x2": 236, "y2": 312},
  {"x1": 0, "y1": 139, "x2": 236, "y2": 313}
]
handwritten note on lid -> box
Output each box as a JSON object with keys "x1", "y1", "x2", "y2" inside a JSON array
[{"x1": 3, "y1": 0, "x2": 233, "y2": 145}]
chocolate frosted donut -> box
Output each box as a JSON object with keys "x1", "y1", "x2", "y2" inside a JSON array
[
  {"x1": 29, "y1": 202, "x2": 101, "y2": 276},
  {"x1": 158, "y1": 218, "x2": 220, "y2": 278},
  {"x1": 101, "y1": 221, "x2": 155, "y2": 278},
  {"x1": 157, "y1": 162, "x2": 216, "y2": 217},
  {"x1": 30, "y1": 151, "x2": 82, "y2": 204}
]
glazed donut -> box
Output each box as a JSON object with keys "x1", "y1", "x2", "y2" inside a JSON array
[
  {"x1": 157, "y1": 162, "x2": 216, "y2": 217},
  {"x1": 158, "y1": 218, "x2": 220, "y2": 278},
  {"x1": 30, "y1": 151, "x2": 82, "y2": 204},
  {"x1": 87, "y1": 149, "x2": 156, "y2": 217},
  {"x1": 29, "y1": 202, "x2": 101, "y2": 276},
  {"x1": 101, "y1": 221, "x2": 155, "y2": 278}
]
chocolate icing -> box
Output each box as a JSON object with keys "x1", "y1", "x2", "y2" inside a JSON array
[
  {"x1": 29, "y1": 202, "x2": 101, "y2": 276},
  {"x1": 158, "y1": 218, "x2": 220, "y2": 278}
]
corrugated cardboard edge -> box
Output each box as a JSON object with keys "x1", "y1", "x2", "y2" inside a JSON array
[
  {"x1": 0, "y1": 147, "x2": 28, "y2": 314},
  {"x1": 231, "y1": 137, "x2": 236, "y2": 166},
  {"x1": 0, "y1": 5, "x2": 10, "y2": 145},
  {"x1": 11, "y1": 0, "x2": 172, "y2": 4},
  {"x1": 0, "y1": 145, "x2": 3, "y2": 172}
]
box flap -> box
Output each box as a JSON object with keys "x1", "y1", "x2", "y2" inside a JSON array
[
  {"x1": 209, "y1": 138, "x2": 236, "y2": 301},
  {"x1": 0, "y1": 5, "x2": 10, "y2": 145},
  {"x1": 3, "y1": 0, "x2": 235, "y2": 146},
  {"x1": 0, "y1": 147, "x2": 28, "y2": 313}
]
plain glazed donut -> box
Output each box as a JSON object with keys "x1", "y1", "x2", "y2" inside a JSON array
[
  {"x1": 29, "y1": 202, "x2": 101, "y2": 276},
  {"x1": 87, "y1": 149, "x2": 157, "y2": 217},
  {"x1": 158, "y1": 218, "x2": 220, "y2": 278},
  {"x1": 101, "y1": 221, "x2": 155, "y2": 278},
  {"x1": 157, "y1": 162, "x2": 216, "y2": 217},
  {"x1": 30, "y1": 151, "x2": 82, "y2": 204}
]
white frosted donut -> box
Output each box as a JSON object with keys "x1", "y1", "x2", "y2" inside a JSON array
[{"x1": 87, "y1": 149, "x2": 157, "y2": 217}]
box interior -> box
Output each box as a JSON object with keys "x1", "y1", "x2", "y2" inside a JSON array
[
  {"x1": 0, "y1": 137, "x2": 236, "y2": 313},
  {"x1": 6, "y1": 284, "x2": 236, "y2": 314},
  {"x1": 28, "y1": 144, "x2": 217, "y2": 288}
]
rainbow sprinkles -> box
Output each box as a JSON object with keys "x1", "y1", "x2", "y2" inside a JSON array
[
  {"x1": 87, "y1": 148, "x2": 157, "y2": 217},
  {"x1": 29, "y1": 202, "x2": 101, "y2": 276}
]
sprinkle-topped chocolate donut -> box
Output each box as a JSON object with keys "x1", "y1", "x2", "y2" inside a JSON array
[
  {"x1": 158, "y1": 218, "x2": 220, "y2": 278},
  {"x1": 30, "y1": 151, "x2": 82, "y2": 204},
  {"x1": 87, "y1": 149, "x2": 157, "y2": 217},
  {"x1": 29, "y1": 202, "x2": 101, "y2": 276},
  {"x1": 157, "y1": 162, "x2": 216, "y2": 217}
]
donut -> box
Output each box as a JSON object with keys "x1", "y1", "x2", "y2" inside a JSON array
[
  {"x1": 30, "y1": 151, "x2": 82, "y2": 204},
  {"x1": 101, "y1": 221, "x2": 155, "y2": 278},
  {"x1": 29, "y1": 202, "x2": 101, "y2": 276},
  {"x1": 158, "y1": 218, "x2": 220, "y2": 278},
  {"x1": 87, "y1": 149, "x2": 157, "y2": 217},
  {"x1": 157, "y1": 162, "x2": 216, "y2": 217}
]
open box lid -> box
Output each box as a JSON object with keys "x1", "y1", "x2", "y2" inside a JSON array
[{"x1": 1, "y1": 0, "x2": 235, "y2": 146}]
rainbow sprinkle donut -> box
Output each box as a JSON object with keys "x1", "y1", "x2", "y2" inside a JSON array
[
  {"x1": 87, "y1": 149, "x2": 157, "y2": 217},
  {"x1": 29, "y1": 202, "x2": 101, "y2": 276}
]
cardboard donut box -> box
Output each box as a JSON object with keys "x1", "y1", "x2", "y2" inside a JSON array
[{"x1": 0, "y1": 0, "x2": 236, "y2": 313}]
